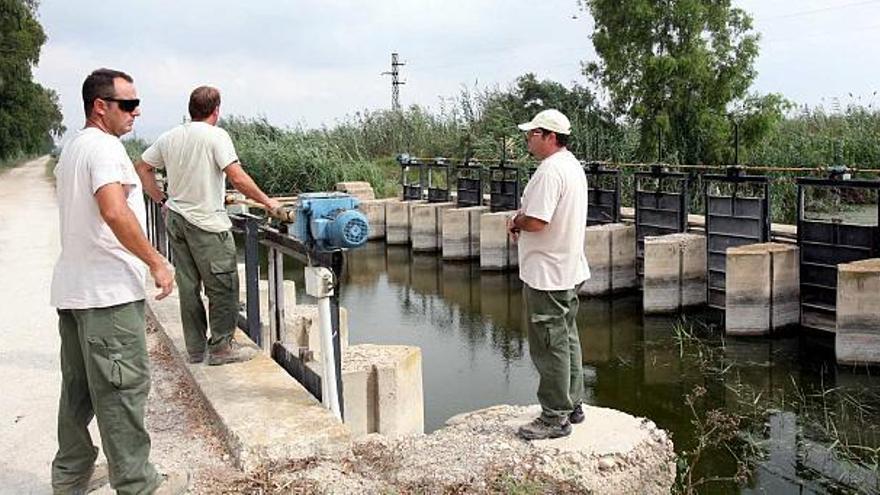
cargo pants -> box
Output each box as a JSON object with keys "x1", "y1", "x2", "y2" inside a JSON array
[
  {"x1": 523, "y1": 284, "x2": 585, "y2": 423},
  {"x1": 165, "y1": 210, "x2": 239, "y2": 356},
  {"x1": 53, "y1": 300, "x2": 160, "y2": 495}
]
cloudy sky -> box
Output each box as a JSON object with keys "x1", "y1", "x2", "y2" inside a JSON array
[{"x1": 33, "y1": 0, "x2": 880, "y2": 142}]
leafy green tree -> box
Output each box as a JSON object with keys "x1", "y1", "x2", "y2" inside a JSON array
[
  {"x1": 581, "y1": 0, "x2": 782, "y2": 164},
  {"x1": 0, "y1": 0, "x2": 64, "y2": 161}
]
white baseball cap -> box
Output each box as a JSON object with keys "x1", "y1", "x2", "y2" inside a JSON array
[{"x1": 517, "y1": 109, "x2": 571, "y2": 135}]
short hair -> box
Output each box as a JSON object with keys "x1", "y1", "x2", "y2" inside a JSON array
[
  {"x1": 189, "y1": 86, "x2": 221, "y2": 120},
  {"x1": 82, "y1": 68, "x2": 133, "y2": 118},
  {"x1": 539, "y1": 128, "x2": 569, "y2": 147}
]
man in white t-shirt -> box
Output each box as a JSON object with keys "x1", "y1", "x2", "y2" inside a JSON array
[
  {"x1": 50, "y1": 68, "x2": 187, "y2": 494},
  {"x1": 507, "y1": 109, "x2": 590, "y2": 440},
  {"x1": 135, "y1": 86, "x2": 280, "y2": 366}
]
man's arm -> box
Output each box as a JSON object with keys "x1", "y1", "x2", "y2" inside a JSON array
[
  {"x1": 224, "y1": 162, "x2": 281, "y2": 212},
  {"x1": 508, "y1": 211, "x2": 548, "y2": 233},
  {"x1": 95, "y1": 182, "x2": 174, "y2": 300},
  {"x1": 134, "y1": 160, "x2": 165, "y2": 204}
]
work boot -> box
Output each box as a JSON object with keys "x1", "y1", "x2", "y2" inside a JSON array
[
  {"x1": 517, "y1": 416, "x2": 572, "y2": 440},
  {"x1": 569, "y1": 404, "x2": 585, "y2": 424},
  {"x1": 207, "y1": 339, "x2": 257, "y2": 366},
  {"x1": 187, "y1": 351, "x2": 205, "y2": 364},
  {"x1": 153, "y1": 470, "x2": 191, "y2": 495},
  {"x1": 53, "y1": 463, "x2": 110, "y2": 494}
]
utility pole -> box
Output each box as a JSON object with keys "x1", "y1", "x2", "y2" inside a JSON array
[{"x1": 381, "y1": 52, "x2": 405, "y2": 111}]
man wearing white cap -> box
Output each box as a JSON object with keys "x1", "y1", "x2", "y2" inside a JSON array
[{"x1": 508, "y1": 109, "x2": 590, "y2": 440}]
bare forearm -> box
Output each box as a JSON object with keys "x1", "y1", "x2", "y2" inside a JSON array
[
  {"x1": 134, "y1": 161, "x2": 164, "y2": 203},
  {"x1": 230, "y1": 172, "x2": 272, "y2": 207},
  {"x1": 512, "y1": 212, "x2": 547, "y2": 232},
  {"x1": 104, "y1": 207, "x2": 164, "y2": 269}
]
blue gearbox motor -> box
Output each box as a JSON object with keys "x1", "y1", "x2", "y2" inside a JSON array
[{"x1": 289, "y1": 192, "x2": 370, "y2": 250}]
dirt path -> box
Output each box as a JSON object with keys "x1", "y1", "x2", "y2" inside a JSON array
[{"x1": 0, "y1": 157, "x2": 239, "y2": 493}]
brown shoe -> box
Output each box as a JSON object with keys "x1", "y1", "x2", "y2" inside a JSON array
[
  {"x1": 517, "y1": 416, "x2": 572, "y2": 440},
  {"x1": 153, "y1": 470, "x2": 190, "y2": 495},
  {"x1": 207, "y1": 339, "x2": 257, "y2": 366},
  {"x1": 187, "y1": 351, "x2": 205, "y2": 364},
  {"x1": 53, "y1": 463, "x2": 110, "y2": 495}
]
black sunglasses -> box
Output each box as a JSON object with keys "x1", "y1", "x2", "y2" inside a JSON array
[{"x1": 102, "y1": 97, "x2": 140, "y2": 112}]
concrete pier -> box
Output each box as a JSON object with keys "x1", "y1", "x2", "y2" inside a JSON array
[
  {"x1": 442, "y1": 205, "x2": 489, "y2": 260},
  {"x1": 726, "y1": 243, "x2": 799, "y2": 336},
  {"x1": 480, "y1": 211, "x2": 518, "y2": 271},
  {"x1": 335, "y1": 181, "x2": 375, "y2": 201},
  {"x1": 579, "y1": 223, "x2": 637, "y2": 296},
  {"x1": 357, "y1": 198, "x2": 394, "y2": 240},
  {"x1": 836, "y1": 259, "x2": 880, "y2": 366},
  {"x1": 386, "y1": 199, "x2": 426, "y2": 245},
  {"x1": 411, "y1": 202, "x2": 455, "y2": 252},
  {"x1": 643, "y1": 233, "x2": 707, "y2": 314}
]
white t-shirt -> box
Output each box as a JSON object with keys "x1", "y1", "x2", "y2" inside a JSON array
[
  {"x1": 517, "y1": 149, "x2": 590, "y2": 291},
  {"x1": 50, "y1": 127, "x2": 147, "y2": 309},
  {"x1": 141, "y1": 122, "x2": 238, "y2": 233}
]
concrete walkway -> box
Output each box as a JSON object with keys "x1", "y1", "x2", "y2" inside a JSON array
[{"x1": 0, "y1": 156, "x2": 69, "y2": 493}]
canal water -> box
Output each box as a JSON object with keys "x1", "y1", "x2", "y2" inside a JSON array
[{"x1": 278, "y1": 241, "x2": 880, "y2": 494}]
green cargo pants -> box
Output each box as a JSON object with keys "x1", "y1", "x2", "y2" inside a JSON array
[
  {"x1": 165, "y1": 210, "x2": 239, "y2": 356},
  {"x1": 53, "y1": 300, "x2": 160, "y2": 495},
  {"x1": 523, "y1": 284, "x2": 585, "y2": 423}
]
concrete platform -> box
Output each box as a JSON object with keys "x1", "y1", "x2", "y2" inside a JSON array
[
  {"x1": 480, "y1": 211, "x2": 518, "y2": 271},
  {"x1": 837, "y1": 258, "x2": 880, "y2": 366},
  {"x1": 442, "y1": 205, "x2": 489, "y2": 260},
  {"x1": 643, "y1": 233, "x2": 707, "y2": 314},
  {"x1": 386, "y1": 199, "x2": 426, "y2": 245},
  {"x1": 411, "y1": 202, "x2": 455, "y2": 252},
  {"x1": 580, "y1": 223, "x2": 637, "y2": 296},
  {"x1": 146, "y1": 282, "x2": 351, "y2": 471},
  {"x1": 726, "y1": 243, "x2": 799, "y2": 336}
]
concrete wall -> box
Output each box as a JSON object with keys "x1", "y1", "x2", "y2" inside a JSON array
[
  {"x1": 643, "y1": 233, "x2": 707, "y2": 314},
  {"x1": 837, "y1": 259, "x2": 880, "y2": 365},
  {"x1": 579, "y1": 223, "x2": 637, "y2": 296},
  {"x1": 282, "y1": 305, "x2": 350, "y2": 361},
  {"x1": 442, "y1": 206, "x2": 489, "y2": 260},
  {"x1": 480, "y1": 211, "x2": 518, "y2": 271},
  {"x1": 411, "y1": 202, "x2": 455, "y2": 252},
  {"x1": 335, "y1": 181, "x2": 375, "y2": 201},
  {"x1": 307, "y1": 344, "x2": 424, "y2": 438},
  {"x1": 357, "y1": 198, "x2": 393, "y2": 240},
  {"x1": 726, "y1": 243, "x2": 799, "y2": 336},
  {"x1": 386, "y1": 200, "x2": 426, "y2": 245}
]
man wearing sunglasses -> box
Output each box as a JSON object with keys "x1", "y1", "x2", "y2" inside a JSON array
[
  {"x1": 135, "y1": 86, "x2": 281, "y2": 366},
  {"x1": 50, "y1": 68, "x2": 188, "y2": 494},
  {"x1": 508, "y1": 109, "x2": 590, "y2": 440}
]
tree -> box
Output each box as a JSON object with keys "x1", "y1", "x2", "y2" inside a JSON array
[
  {"x1": 581, "y1": 0, "x2": 782, "y2": 164},
  {"x1": 0, "y1": 0, "x2": 64, "y2": 161}
]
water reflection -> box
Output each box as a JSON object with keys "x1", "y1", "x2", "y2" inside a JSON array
[{"x1": 283, "y1": 241, "x2": 880, "y2": 493}]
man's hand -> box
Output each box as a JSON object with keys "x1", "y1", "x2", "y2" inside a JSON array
[
  {"x1": 266, "y1": 198, "x2": 283, "y2": 213},
  {"x1": 150, "y1": 260, "x2": 174, "y2": 300},
  {"x1": 507, "y1": 212, "x2": 521, "y2": 242}
]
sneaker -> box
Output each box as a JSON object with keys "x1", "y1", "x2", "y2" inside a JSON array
[
  {"x1": 517, "y1": 416, "x2": 572, "y2": 440},
  {"x1": 569, "y1": 404, "x2": 585, "y2": 424},
  {"x1": 53, "y1": 463, "x2": 110, "y2": 495},
  {"x1": 187, "y1": 351, "x2": 204, "y2": 364},
  {"x1": 206, "y1": 339, "x2": 257, "y2": 366},
  {"x1": 153, "y1": 471, "x2": 190, "y2": 495}
]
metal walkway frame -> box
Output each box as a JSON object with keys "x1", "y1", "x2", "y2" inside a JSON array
[
  {"x1": 796, "y1": 177, "x2": 880, "y2": 332},
  {"x1": 634, "y1": 165, "x2": 690, "y2": 277},
  {"x1": 703, "y1": 169, "x2": 771, "y2": 309},
  {"x1": 584, "y1": 161, "x2": 621, "y2": 226}
]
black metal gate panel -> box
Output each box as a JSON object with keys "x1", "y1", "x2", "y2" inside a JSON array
[
  {"x1": 489, "y1": 163, "x2": 521, "y2": 212},
  {"x1": 797, "y1": 177, "x2": 880, "y2": 332},
  {"x1": 456, "y1": 161, "x2": 483, "y2": 207},
  {"x1": 584, "y1": 161, "x2": 621, "y2": 226},
  {"x1": 635, "y1": 166, "x2": 690, "y2": 276},
  {"x1": 426, "y1": 158, "x2": 451, "y2": 203},
  {"x1": 397, "y1": 154, "x2": 424, "y2": 200},
  {"x1": 703, "y1": 170, "x2": 771, "y2": 309}
]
